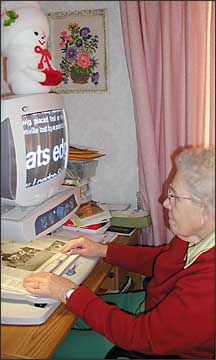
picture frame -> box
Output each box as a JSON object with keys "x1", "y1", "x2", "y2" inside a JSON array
[{"x1": 47, "y1": 8, "x2": 108, "y2": 93}]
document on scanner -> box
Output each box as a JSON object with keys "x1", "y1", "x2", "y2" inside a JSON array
[{"x1": 1, "y1": 235, "x2": 80, "y2": 296}]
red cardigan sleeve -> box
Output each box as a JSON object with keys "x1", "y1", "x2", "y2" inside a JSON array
[{"x1": 104, "y1": 242, "x2": 169, "y2": 277}]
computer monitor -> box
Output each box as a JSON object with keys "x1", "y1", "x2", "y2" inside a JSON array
[{"x1": 1, "y1": 93, "x2": 69, "y2": 207}]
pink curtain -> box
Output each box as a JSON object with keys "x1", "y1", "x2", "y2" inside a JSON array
[{"x1": 120, "y1": 1, "x2": 215, "y2": 245}]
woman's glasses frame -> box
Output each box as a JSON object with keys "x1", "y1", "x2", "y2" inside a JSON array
[{"x1": 168, "y1": 187, "x2": 191, "y2": 206}]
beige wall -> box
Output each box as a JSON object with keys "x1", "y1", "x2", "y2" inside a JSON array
[{"x1": 41, "y1": 1, "x2": 138, "y2": 206}]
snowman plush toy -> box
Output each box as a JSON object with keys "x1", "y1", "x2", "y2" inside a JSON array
[{"x1": 1, "y1": 1, "x2": 62, "y2": 94}]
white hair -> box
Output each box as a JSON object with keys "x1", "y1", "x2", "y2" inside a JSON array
[{"x1": 175, "y1": 146, "x2": 215, "y2": 215}]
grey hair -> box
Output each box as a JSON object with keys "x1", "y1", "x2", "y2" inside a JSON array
[{"x1": 175, "y1": 146, "x2": 215, "y2": 215}]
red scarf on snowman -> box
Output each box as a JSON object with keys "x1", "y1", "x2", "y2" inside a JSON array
[{"x1": 35, "y1": 45, "x2": 62, "y2": 86}]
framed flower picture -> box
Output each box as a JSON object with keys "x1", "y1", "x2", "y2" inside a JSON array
[{"x1": 47, "y1": 8, "x2": 108, "y2": 93}]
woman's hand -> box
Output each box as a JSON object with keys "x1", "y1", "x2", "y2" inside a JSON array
[
  {"x1": 23, "y1": 272, "x2": 77, "y2": 303},
  {"x1": 60, "y1": 236, "x2": 108, "y2": 258}
]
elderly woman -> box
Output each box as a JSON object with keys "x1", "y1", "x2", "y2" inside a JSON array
[{"x1": 23, "y1": 145, "x2": 215, "y2": 359}]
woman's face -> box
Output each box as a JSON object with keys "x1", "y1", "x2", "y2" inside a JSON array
[{"x1": 163, "y1": 171, "x2": 203, "y2": 240}]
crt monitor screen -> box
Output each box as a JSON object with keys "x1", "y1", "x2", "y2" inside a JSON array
[
  {"x1": 23, "y1": 108, "x2": 66, "y2": 188},
  {"x1": 1, "y1": 93, "x2": 69, "y2": 207}
]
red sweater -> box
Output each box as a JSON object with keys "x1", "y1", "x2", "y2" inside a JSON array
[{"x1": 66, "y1": 237, "x2": 215, "y2": 359}]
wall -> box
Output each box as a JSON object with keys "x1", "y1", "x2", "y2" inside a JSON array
[{"x1": 40, "y1": 1, "x2": 138, "y2": 207}]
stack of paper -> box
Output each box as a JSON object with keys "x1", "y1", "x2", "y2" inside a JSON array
[
  {"x1": 65, "y1": 146, "x2": 105, "y2": 204},
  {"x1": 69, "y1": 145, "x2": 105, "y2": 161},
  {"x1": 55, "y1": 228, "x2": 118, "y2": 244}
]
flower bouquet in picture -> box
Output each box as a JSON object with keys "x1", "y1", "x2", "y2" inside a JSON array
[{"x1": 59, "y1": 23, "x2": 100, "y2": 86}]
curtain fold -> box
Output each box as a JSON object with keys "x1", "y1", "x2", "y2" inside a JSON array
[{"x1": 120, "y1": 1, "x2": 215, "y2": 245}]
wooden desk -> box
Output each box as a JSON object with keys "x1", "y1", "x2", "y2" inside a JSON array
[{"x1": 1, "y1": 230, "x2": 140, "y2": 360}]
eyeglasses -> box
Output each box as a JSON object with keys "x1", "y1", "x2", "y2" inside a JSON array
[{"x1": 168, "y1": 187, "x2": 192, "y2": 205}]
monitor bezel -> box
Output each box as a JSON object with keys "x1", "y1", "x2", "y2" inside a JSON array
[{"x1": 1, "y1": 93, "x2": 69, "y2": 207}]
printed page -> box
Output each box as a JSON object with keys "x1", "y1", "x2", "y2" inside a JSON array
[{"x1": 1, "y1": 235, "x2": 79, "y2": 294}]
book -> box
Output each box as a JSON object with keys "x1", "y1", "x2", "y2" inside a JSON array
[
  {"x1": 1, "y1": 235, "x2": 80, "y2": 303},
  {"x1": 63, "y1": 220, "x2": 110, "y2": 234},
  {"x1": 107, "y1": 226, "x2": 136, "y2": 236},
  {"x1": 70, "y1": 200, "x2": 111, "y2": 227}
]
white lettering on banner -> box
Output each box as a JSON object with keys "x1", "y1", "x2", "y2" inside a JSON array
[
  {"x1": 26, "y1": 146, "x2": 50, "y2": 169},
  {"x1": 33, "y1": 116, "x2": 49, "y2": 126},
  {"x1": 26, "y1": 139, "x2": 67, "y2": 169},
  {"x1": 39, "y1": 126, "x2": 48, "y2": 133},
  {"x1": 29, "y1": 169, "x2": 63, "y2": 186},
  {"x1": 22, "y1": 118, "x2": 32, "y2": 127},
  {"x1": 24, "y1": 128, "x2": 39, "y2": 135},
  {"x1": 53, "y1": 138, "x2": 67, "y2": 162}
]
